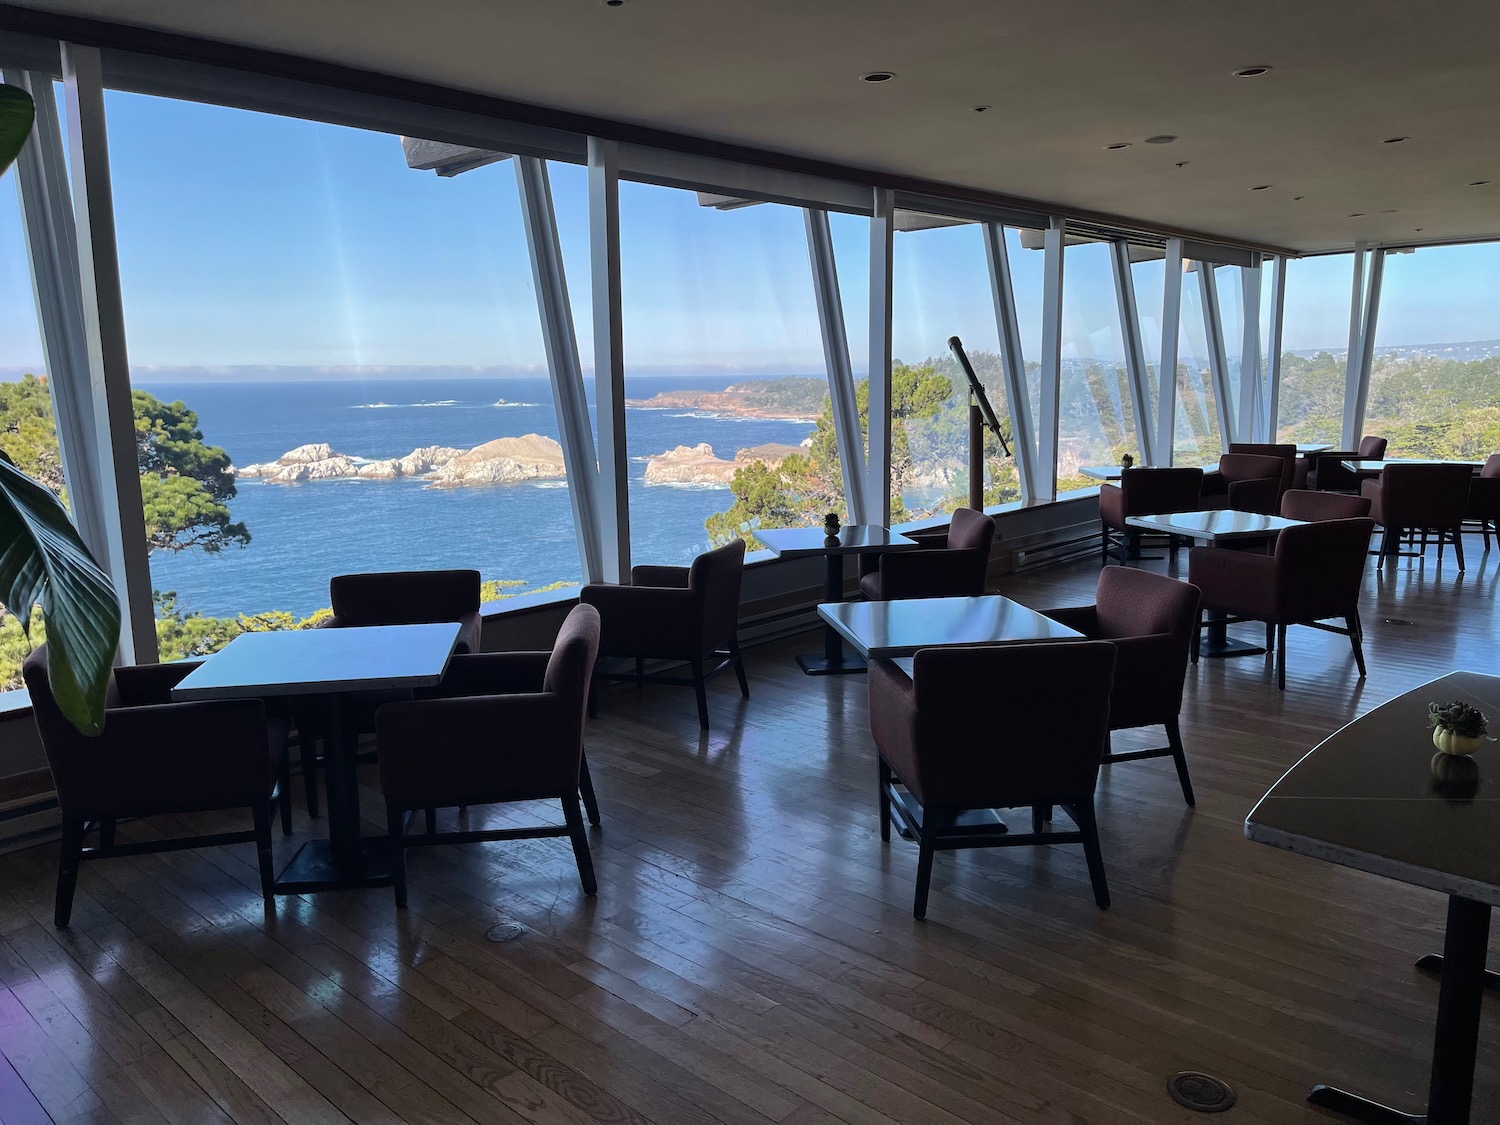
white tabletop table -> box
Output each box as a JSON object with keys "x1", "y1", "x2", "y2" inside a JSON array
[
  {"x1": 1340, "y1": 458, "x2": 1484, "y2": 475},
  {"x1": 173, "y1": 622, "x2": 460, "y2": 893},
  {"x1": 817, "y1": 595, "x2": 1081, "y2": 659}
]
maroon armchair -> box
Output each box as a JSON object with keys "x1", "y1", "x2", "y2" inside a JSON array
[
  {"x1": 377, "y1": 604, "x2": 601, "y2": 909},
  {"x1": 1198, "y1": 452, "x2": 1285, "y2": 515},
  {"x1": 23, "y1": 646, "x2": 292, "y2": 927},
  {"x1": 1040, "y1": 568, "x2": 1202, "y2": 806},
  {"x1": 1361, "y1": 462, "x2": 1473, "y2": 570},
  {"x1": 1280, "y1": 489, "x2": 1371, "y2": 522},
  {"x1": 1188, "y1": 517, "x2": 1374, "y2": 690},
  {"x1": 1463, "y1": 454, "x2": 1500, "y2": 551},
  {"x1": 859, "y1": 508, "x2": 996, "y2": 600},
  {"x1": 580, "y1": 539, "x2": 748, "y2": 729},
  {"x1": 1358, "y1": 435, "x2": 1388, "y2": 460},
  {"x1": 1099, "y1": 467, "x2": 1204, "y2": 563},
  {"x1": 1307, "y1": 438, "x2": 1386, "y2": 493},
  {"x1": 1204, "y1": 444, "x2": 1296, "y2": 509},
  {"x1": 868, "y1": 641, "x2": 1117, "y2": 918}
]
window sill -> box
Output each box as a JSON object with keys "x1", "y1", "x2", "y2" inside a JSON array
[{"x1": 0, "y1": 689, "x2": 32, "y2": 718}]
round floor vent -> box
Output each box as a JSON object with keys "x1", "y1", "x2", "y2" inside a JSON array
[
  {"x1": 1166, "y1": 1072, "x2": 1237, "y2": 1113},
  {"x1": 486, "y1": 921, "x2": 525, "y2": 943}
]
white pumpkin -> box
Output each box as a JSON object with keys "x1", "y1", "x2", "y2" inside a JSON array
[{"x1": 1432, "y1": 727, "x2": 1484, "y2": 757}]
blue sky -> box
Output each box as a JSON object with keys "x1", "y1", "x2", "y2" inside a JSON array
[{"x1": 1, "y1": 91, "x2": 1496, "y2": 377}]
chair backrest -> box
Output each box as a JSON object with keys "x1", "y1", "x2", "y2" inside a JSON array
[
  {"x1": 543, "y1": 604, "x2": 602, "y2": 742},
  {"x1": 1120, "y1": 467, "x2": 1204, "y2": 516},
  {"x1": 329, "y1": 569, "x2": 481, "y2": 626},
  {"x1": 1274, "y1": 518, "x2": 1374, "y2": 620},
  {"x1": 1280, "y1": 489, "x2": 1372, "y2": 521},
  {"x1": 906, "y1": 641, "x2": 1116, "y2": 808},
  {"x1": 1229, "y1": 443, "x2": 1296, "y2": 494},
  {"x1": 1358, "y1": 435, "x2": 1388, "y2": 459},
  {"x1": 1481, "y1": 453, "x2": 1500, "y2": 479},
  {"x1": 1092, "y1": 566, "x2": 1200, "y2": 641},
  {"x1": 1217, "y1": 452, "x2": 1285, "y2": 486},
  {"x1": 22, "y1": 646, "x2": 117, "y2": 811},
  {"x1": 947, "y1": 507, "x2": 997, "y2": 553},
  {"x1": 689, "y1": 538, "x2": 747, "y2": 648},
  {"x1": 1376, "y1": 463, "x2": 1474, "y2": 527}
]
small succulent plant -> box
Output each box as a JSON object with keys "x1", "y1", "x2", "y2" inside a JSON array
[{"x1": 1428, "y1": 701, "x2": 1491, "y2": 740}]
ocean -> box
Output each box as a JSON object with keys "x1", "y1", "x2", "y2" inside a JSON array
[{"x1": 140, "y1": 374, "x2": 820, "y2": 619}]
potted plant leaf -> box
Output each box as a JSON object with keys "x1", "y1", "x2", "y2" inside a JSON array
[
  {"x1": 0, "y1": 82, "x2": 124, "y2": 735},
  {"x1": 1429, "y1": 701, "x2": 1492, "y2": 758}
]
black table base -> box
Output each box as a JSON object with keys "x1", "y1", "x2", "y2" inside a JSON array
[
  {"x1": 1308, "y1": 895, "x2": 1490, "y2": 1125},
  {"x1": 1415, "y1": 954, "x2": 1500, "y2": 991},
  {"x1": 276, "y1": 837, "x2": 394, "y2": 893},
  {"x1": 797, "y1": 550, "x2": 865, "y2": 676},
  {"x1": 1200, "y1": 613, "x2": 1267, "y2": 659}
]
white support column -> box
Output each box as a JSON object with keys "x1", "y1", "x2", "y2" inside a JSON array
[
  {"x1": 515, "y1": 155, "x2": 603, "y2": 584},
  {"x1": 1237, "y1": 260, "x2": 1263, "y2": 443},
  {"x1": 1342, "y1": 242, "x2": 1368, "y2": 448},
  {"x1": 1036, "y1": 218, "x2": 1065, "y2": 501},
  {"x1": 1109, "y1": 239, "x2": 1156, "y2": 465},
  {"x1": 1154, "y1": 238, "x2": 1184, "y2": 464},
  {"x1": 1347, "y1": 248, "x2": 1384, "y2": 446},
  {"x1": 866, "y1": 187, "x2": 895, "y2": 526},
  {"x1": 983, "y1": 222, "x2": 1037, "y2": 498},
  {"x1": 60, "y1": 44, "x2": 156, "y2": 663},
  {"x1": 588, "y1": 137, "x2": 631, "y2": 583},
  {"x1": 1198, "y1": 264, "x2": 1234, "y2": 445},
  {"x1": 6, "y1": 67, "x2": 110, "y2": 564},
  {"x1": 1264, "y1": 256, "x2": 1287, "y2": 441},
  {"x1": 803, "y1": 209, "x2": 867, "y2": 522}
]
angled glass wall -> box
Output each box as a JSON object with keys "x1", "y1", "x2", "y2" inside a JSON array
[
  {"x1": 1172, "y1": 262, "x2": 1225, "y2": 464},
  {"x1": 1057, "y1": 239, "x2": 1133, "y2": 489},
  {"x1": 1130, "y1": 255, "x2": 1166, "y2": 457},
  {"x1": 1275, "y1": 253, "x2": 1355, "y2": 444}
]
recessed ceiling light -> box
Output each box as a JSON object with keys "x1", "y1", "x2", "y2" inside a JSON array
[
  {"x1": 1233, "y1": 66, "x2": 1272, "y2": 78},
  {"x1": 1414, "y1": 228, "x2": 1424, "y2": 232},
  {"x1": 1383, "y1": 136, "x2": 1409, "y2": 144},
  {"x1": 972, "y1": 105, "x2": 991, "y2": 113},
  {"x1": 1348, "y1": 212, "x2": 1366, "y2": 218},
  {"x1": 860, "y1": 71, "x2": 896, "y2": 83},
  {"x1": 1381, "y1": 208, "x2": 1400, "y2": 214},
  {"x1": 1292, "y1": 195, "x2": 1306, "y2": 200},
  {"x1": 1145, "y1": 135, "x2": 1177, "y2": 144},
  {"x1": 1471, "y1": 180, "x2": 1491, "y2": 186},
  {"x1": 1175, "y1": 161, "x2": 1190, "y2": 168},
  {"x1": 600, "y1": 0, "x2": 628, "y2": 7},
  {"x1": 1250, "y1": 184, "x2": 1272, "y2": 191},
  {"x1": 1105, "y1": 142, "x2": 1131, "y2": 150}
]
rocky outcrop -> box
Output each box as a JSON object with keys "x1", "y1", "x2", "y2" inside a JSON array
[
  {"x1": 233, "y1": 436, "x2": 564, "y2": 486},
  {"x1": 626, "y1": 375, "x2": 828, "y2": 420},
  {"x1": 643, "y1": 441, "x2": 808, "y2": 486}
]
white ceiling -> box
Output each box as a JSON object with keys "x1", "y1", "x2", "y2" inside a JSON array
[{"x1": 16, "y1": 0, "x2": 1500, "y2": 252}]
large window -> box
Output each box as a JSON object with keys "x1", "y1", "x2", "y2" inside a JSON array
[
  {"x1": 1057, "y1": 239, "x2": 1133, "y2": 489},
  {"x1": 1275, "y1": 253, "x2": 1355, "y2": 444},
  {"x1": 617, "y1": 184, "x2": 836, "y2": 556},
  {"x1": 105, "y1": 92, "x2": 583, "y2": 657},
  {"x1": 1171, "y1": 262, "x2": 1224, "y2": 464},
  {"x1": 1367, "y1": 243, "x2": 1500, "y2": 458}
]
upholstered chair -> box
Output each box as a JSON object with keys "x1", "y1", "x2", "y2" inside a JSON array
[
  {"x1": 1280, "y1": 489, "x2": 1372, "y2": 522},
  {"x1": 377, "y1": 604, "x2": 601, "y2": 909},
  {"x1": 1041, "y1": 567, "x2": 1202, "y2": 805},
  {"x1": 1197, "y1": 452, "x2": 1285, "y2": 515},
  {"x1": 23, "y1": 646, "x2": 292, "y2": 927},
  {"x1": 1307, "y1": 437, "x2": 1386, "y2": 493},
  {"x1": 1357, "y1": 435, "x2": 1388, "y2": 459},
  {"x1": 859, "y1": 508, "x2": 996, "y2": 600},
  {"x1": 580, "y1": 539, "x2": 748, "y2": 729},
  {"x1": 1189, "y1": 517, "x2": 1375, "y2": 690},
  {"x1": 1462, "y1": 454, "x2": 1500, "y2": 552},
  {"x1": 1098, "y1": 467, "x2": 1204, "y2": 563},
  {"x1": 1361, "y1": 463, "x2": 1474, "y2": 570},
  {"x1": 1203, "y1": 444, "x2": 1296, "y2": 509},
  {"x1": 868, "y1": 640, "x2": 1117, "y2": 918}
]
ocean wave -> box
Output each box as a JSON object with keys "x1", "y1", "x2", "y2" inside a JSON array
[
  {"x1": 642, "y1": 480, "x2": 732, "y2": 491},
  {"x1": 532, "y1": 480, "x2": 570, "y2": 489},
  {"x1": 668, "y1": 411, "x2": 726, "y2": 420},
  {"x1": 353, "y1": 402, "x2": 395, "y2": 409},
  {"x1": 351, "y1": 399, "x2": 463, "y2": 409},
  {"x1": 412, "y1": 400, "x2": 461, "y2": 407},
  {"x1": 493, "y1": 401, "x2": 540, "y2": 408}
]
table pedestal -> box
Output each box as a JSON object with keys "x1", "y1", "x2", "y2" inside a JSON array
[
  {"x1": 1308, "y1": 894, "x2": 1489, "y2": 1125},
  {"x1": 796, "y1": 552, "x2": 867, "y2": 676},
  {"x1": 1199, "y1": 613, "x2": 1267, "y2": 659}
]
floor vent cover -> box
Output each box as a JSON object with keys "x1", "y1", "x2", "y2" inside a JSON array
[
  {"x1": 486, "y1": 922, "x2": 525, "y2": 943},
  {"x1": 1166, "y1": 1072, "x2": 1236, "y2": 1113}
]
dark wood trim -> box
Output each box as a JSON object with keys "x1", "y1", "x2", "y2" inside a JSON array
[{"x1": 0, "y1": 2, "x2": 1298, "y2": 257}]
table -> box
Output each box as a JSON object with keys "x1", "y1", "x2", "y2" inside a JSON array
[
  {"x1": 1341, "y1": 458, "x2": 1484, "y2": 475},
  {"x1": 1296, "y1": 442, "x2": 1333, "y2": 454},
  {"x1": 172, "y1": 622, "x2": 460, "y2": 893},
  {"x1": 1128, "y1": 510, "x2": 1307, "y2": 657},
  {"x1": 1246, "y1": 671, "x2": 1500, "y2": 1125},
  {"x1": 1079, "y1": 465, "x2": 1126, "y2": 481},
  {"x1": 757, "y1": 524, "x2": 919, "y2": 674},
  {"x1": 817, "y1": 594, "x2": 1082, "y2": 659}
]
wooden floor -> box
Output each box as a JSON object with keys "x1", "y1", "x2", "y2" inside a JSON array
[{"x1": 1, "y1": 545, "x2": 1498, "y2": 1124}]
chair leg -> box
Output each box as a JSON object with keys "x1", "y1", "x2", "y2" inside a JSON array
[
  {"x1": 1276, "y1": 623, "x2": 1288, "y2": 691},
  {"x1": 1453, "y1": 527, "x2": 1465, "y2": 571},
  {"x1": 277, "y1": 752, "x2": 293, "y2": 836},
  {"x1": 579, "y1": 752, "x2": 601, "y2": 827},
  {"x1": 1346, "y1": 613, "x2": 1368, "y2": 678},
  {"x1": 588, "y1": 679, "x2": 599, "y2": 720},
  {"x1": 387, "y1": 806, "x2": 408, "y2": 909},
  {"x1": 690, "y1": 658, "x2": 709, "y2": 730},
  {"x1": 97, "y1": 817, "x2": 116, "y2": 850},
  {"x1": 913, "y1": 836, "x2": 936, "y2": 920},
  {"x1": 424, "y1": 808, "x2": 437, "y2": 836},
  {"x1": 1190, "y1": 610, "x2": 1202, "y2": 664},
  {"x1": 877, "y1": 757, "x2": 892, "y2": 842},
  {"x1": 562, "y1": 795, "x2": 597, "y2": 896},
  {"x1": 1483, "y1": 519, "x2": 1491, "y2": 552},
  {"x1": 1031, "y1": 806, "x2": 1047, "y2": 833},
  {"x1": 251, "y1": 803, "x2": 276, "y2": 904},
  {"x1": 1100, "y1": 523, "x2": 1109, "y2": 565},
  {"x1": 55, "y1": 817, "x2": 85, "y2": 928},
  {"x1": 634, "y1": 656, "x2": 645, "y2": 686},
  {"x1": 729, "y1": 634, "x2": 750, "y2": 698},
  {"x1": 1073, "y1": 801, "x2": 1111, "y2": 909},
  {"x1": 1166, "y1": 716, "x2": 1195, "y2": 807},
  {"x1": 302, "y1": 737, "x2": 321, "y2": 819},
  {"x1": 1265, "y1": 621, "x2": 1275, "y2": 652}
]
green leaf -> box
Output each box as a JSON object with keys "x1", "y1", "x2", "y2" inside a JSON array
[
  {"x1": 0, "y1": 455, "x2": 120, "y2": 734},
  {"x1": 0, "y1": 84, "x2": 35, "y2": 179}
]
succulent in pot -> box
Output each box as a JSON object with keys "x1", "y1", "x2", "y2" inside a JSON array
[{"x1": 1429, "y1": 701, "x2": 1492, "y2": 757}]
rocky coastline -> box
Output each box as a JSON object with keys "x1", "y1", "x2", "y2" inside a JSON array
[
  {"x1": 233, "y1": 435, "x2": 566, "y2": 486},
  {"x1": 643, "y1": 441, "x2": 808, "y2": 485}
]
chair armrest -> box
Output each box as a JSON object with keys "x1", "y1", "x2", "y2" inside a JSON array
[
  {"x1": 579, "y1": 584, "x2": 697, "y2": 651},
  {"x1": 114, "y1": 661, "x2": 202, "y2": 707},
  {"x1": 1187, "y1": 546, "x2": 1275, "y2": 612},
  {"x1": 1106, "y1": 633, "x2": 1191, "y2": 725},
  {"x1": 1038, "y1": 604, "x2": 1099, "y2": 635},
  {"x1": 1199, "y1": 470, "x2": 1228, "y2": 497},
  {"x1": 1099, "y1": 484, "x2": 1124, "y2": 526},
  {"x1": 377, "y1": 693, "x2": 578, "y2": 806},
  {"x1": 454, "y1": 609, "x2": 484, "y2": 655},
  {"x1": 630, "y1": 565, "x2": 690, "y2": 588},
  {"x1": 1227, "y1": 477, "x2": 1280, "y2": 515},
  {"x1": 417, "y1": 651, "x2": 549, "y2": 699},
  {"x1": 317, "y1": 615, "x2": 347, "y2": 630}
]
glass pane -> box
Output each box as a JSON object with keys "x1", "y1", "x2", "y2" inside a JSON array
[
  {"x1": 892, "y1": 217, "x2": 1018, "y2": 517},
  {"x1": 1369, "y1": 242, "x2": 1500, "y2": 458},
  {"x1": 106, "y1": 91, "x2": 583, "y2": 657},
  {"x1": 1214, "y1": 265, "x2": 1244, "y2": 438},
  {"x1": 1276, "y1": 253, "x2": 1354, "y2": 444},
  {"x1": 1057, "y1": 240, "x2": 1134, "y2": 490},
  {"x1": 1007, "y1": 227, "x2": 1046, "y2": 439},
  {"x1": 1173, "y1": 263, "x2": 1224, "y2": 463},
  {"x1": 0, "y1": 176, "x2": 51, "y2": 690},
  {"x1": 617, "y1": 183, "x2": 837, "y2": 556},
  {"x1": 1131, "y1": 256, "x2": 1166, "y2": 446}
]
